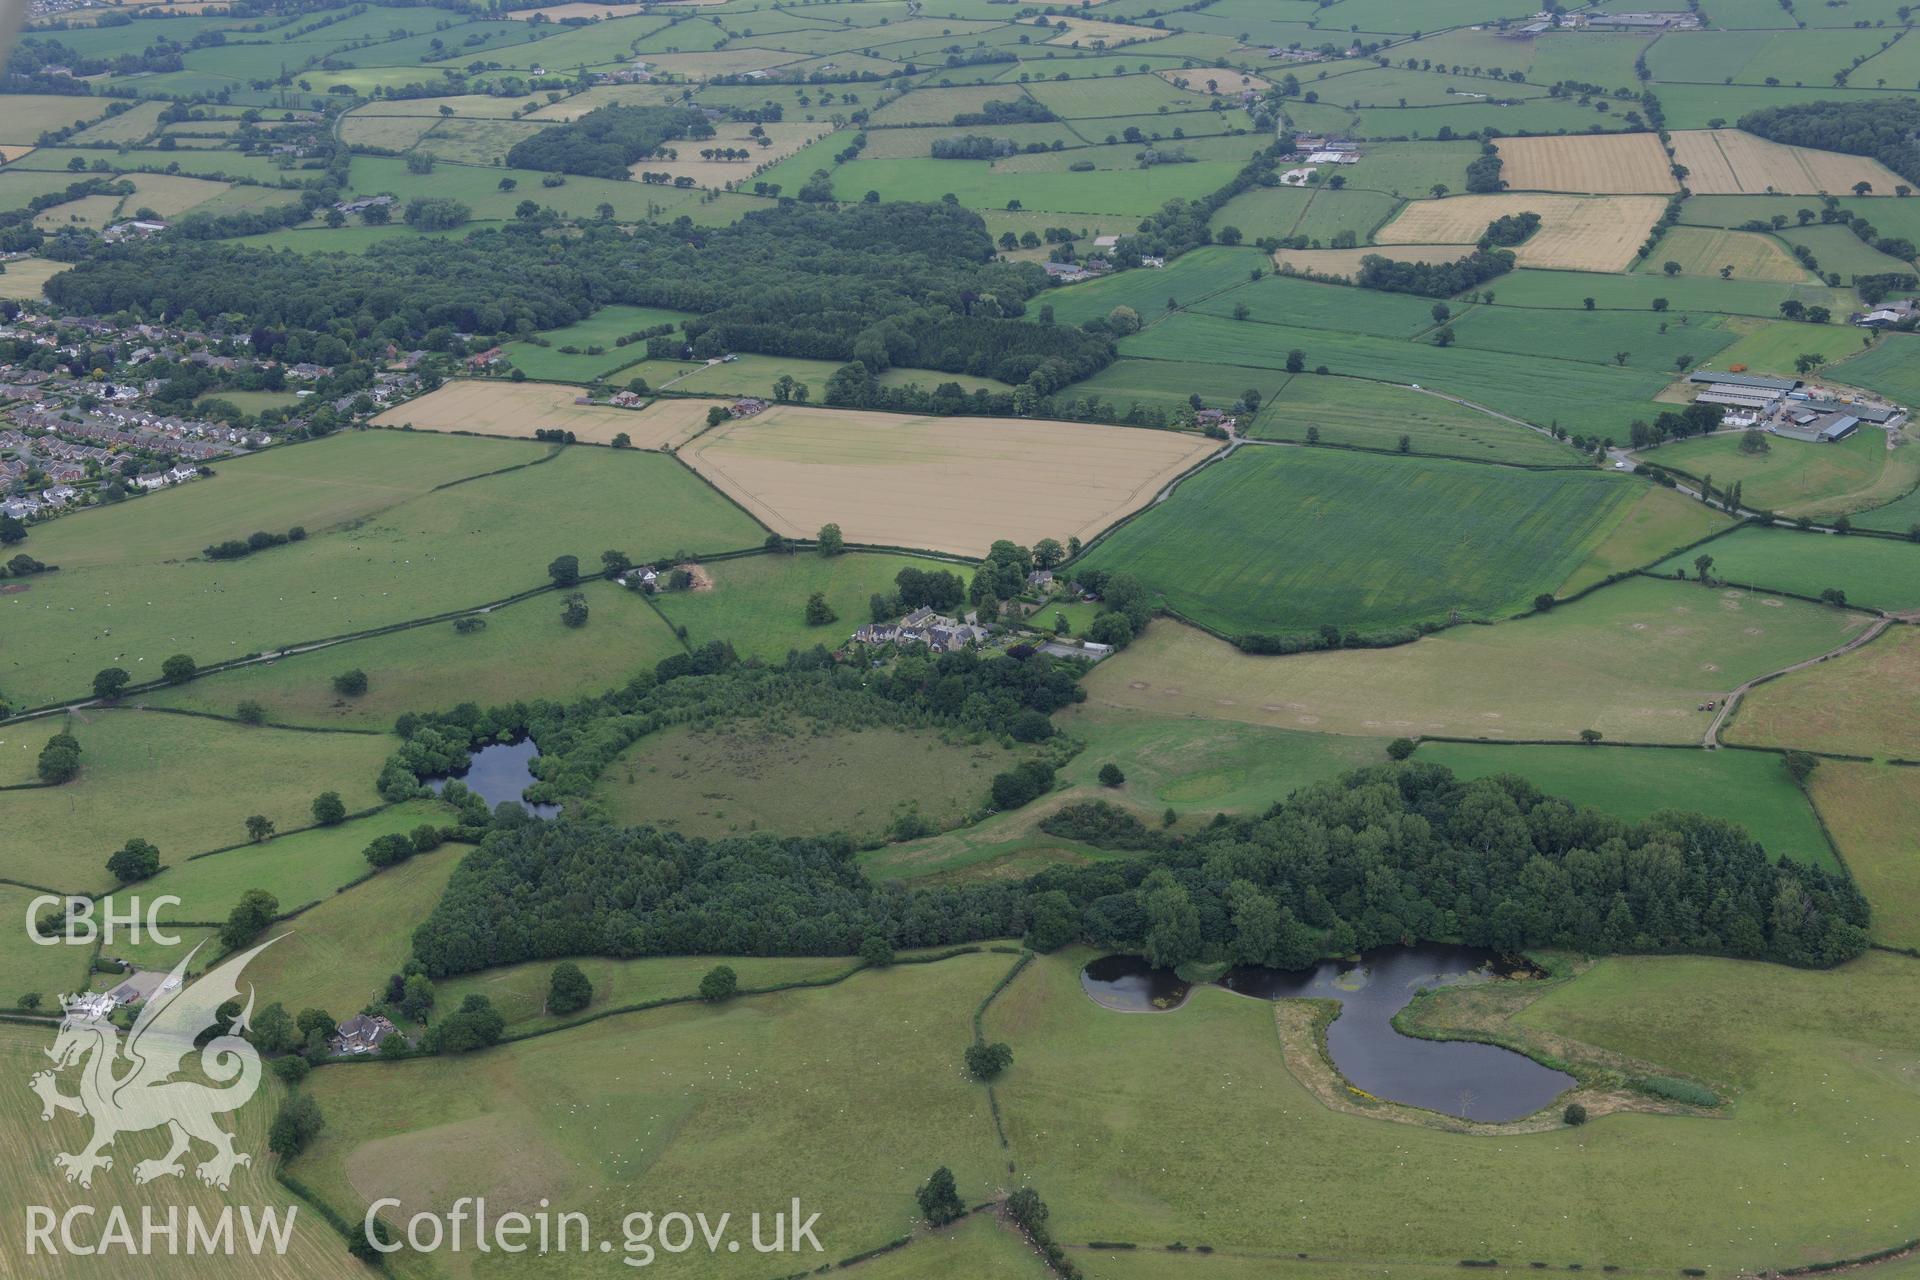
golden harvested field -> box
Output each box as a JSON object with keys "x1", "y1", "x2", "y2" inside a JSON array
[
  {"x1": 33, "y1": 192, "x2": 122, "y2": 231},
  {"x1": 123, "y1": 172, "x2": 231, "y2": 217},
  {"x1": 680, "y1": 406, "x2": 1219, "y2": 557},
  {"x1": 1157, "y1": 67, "x2": 1275, "y2": 96},
  {"x1": 1374, "y1": 193, "x2": 1668, "y2": 272},
  {"x1": 1495, "y1": 133, "x2": 1680, "y2": 194},
  {"x1": 1044, "y1": 16, "x2": 1172, "y2": 46},
  {"x1": 631, "y1": 120, "x2": 831, "y2": 188},
  {"x1": 1669, "y1": 129, "x2": 1905, "y2": 196},
  {"x1": 0, "y1": 145, "x2": 33, "y2": 163},
  {"x1": 0, "y1": 95, "x2": 110, "y2": 143},
  {"x1": 339, "y1": 111, "x2": 440, "y2": 150},
  {"x1": 1640, "y1": 225, "x2": 1811, "y2": 281},
  {"x1": 1275, "y1": 244, "x2": 1466, "y2": 276},
  {"x1": 373, "y1": 380, "x2": 725, "y2": 449},
  {"x1": 0, "y1": 255, "x2": 71, "y2": 299}
]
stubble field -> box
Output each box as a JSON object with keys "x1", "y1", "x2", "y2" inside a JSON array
[
  {"x1": 1373, "y1": 193, "x2": 1669, "y2": 272},
  {"x1": 1494, "y1": 132, "x2": 1681, "y2": 194},
  {"x1": 1668, "y1": 129, "x2": 1905, "y2": 195},
  {"x1": 374, "y1": 380, "x2": 718, "y2": 449}
]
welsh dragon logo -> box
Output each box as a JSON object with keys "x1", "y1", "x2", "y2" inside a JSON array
[{"x1": 30, "y1": 938, "x2": 279, "y2": 1191}]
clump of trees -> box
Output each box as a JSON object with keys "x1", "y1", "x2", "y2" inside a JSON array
[
  {"x1": 1355, "y1": 248, "x2": 1515, "y2": 299},
  {"x1": 505, "y1": 105, "x2": 715, "y2": 180},
  {"x1": 204, "y1": 526, "x2": 306, "y2": 561}
]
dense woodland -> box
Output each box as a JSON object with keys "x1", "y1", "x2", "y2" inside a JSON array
[
  {"x1": 43, "y1": 202, "x2": 1113, "y2": 389},
  {"x1": 503, "y1": 104, "x2": 715, "y2": 180}
]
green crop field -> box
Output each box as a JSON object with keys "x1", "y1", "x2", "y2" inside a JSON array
[
  {"x1": 1557, "y1": 482, "x2": 1734, "y2": 593},
  {"x1": 1418, "y1": 741, "x2": 1836, "y2": 869},
  {"x1": 1707, "y1": 316, "x2": 1877, "y2": 375},
  {"x1": 142, "y1": 578, "x2": 687, "y2": 729},
  {"x1": 1778, "y1": 223, "x2": 1918, "y2": 279},
  {"x1": 0, "y1": 447, "x2": 764, "y2": 708},
  {"x1": 1045, "y1": 245, "x2": 1272, "y2": 326},
  {"x1": 500, "y1": 304, "x2": 695, "y2": 382},
  {"x1": 1075, "y1": 447, "x2": 1638, "y2": 637},
  {"x1": 1830, "y1": 332, "x2": 1920, "y2": 406},
  {"x1": 1121, "y1": 311, "x2": 1670, "y2": 434},
  {"x1": 988, "y1": 945, "x2": 1920, "y2": 1272},
  {"x1": 4, "y1": 709, "x2": 391, "y2": 894},
  {"x1": 1189, "y1": 272, "x2": 1445, "y2": 337},
  {"x1": 1811, "y1": 762, "x2": 1920, "y2": 950},
  {"x1": 1651, "y1": 425, "x2": 1916, "y2": 518},
  {"x1": 98, "y1": 799, "x2": 450, "y2": 927},
  {"x1": 1250, "y1": 373, "x2": 1580, "y2": 464},
  {"x1": 1447, "y1": 304, "x2": 1739, "y2": 374},
  {"x1": 1728, "y1": 622, "x2": 1920, "y2": 759},
  {"x1": 1488, "y1": 267, "x2": 1855, "y2": 317},
  {"x1": 651, "y1": 550, "x2": 964, "y2": 660},
  {"x1": 596, "y1": 721, "x2": 1017, "y2": 841},
  {"x1": 1653, "y1": 525, "x2": 1920, "y2": 612},
  {"x1": 1060, "y1": 356, "x2": 1289, "y2": 417},
  {"x1": 1079, "y1": 575, "x2": 1868, "y2": 743},
  {"x1": 828, "y1": 156, "x2": 1249, "y2": 216}
]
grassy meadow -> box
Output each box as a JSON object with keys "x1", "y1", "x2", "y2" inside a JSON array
[
  {"x1": 1650, "y1": 426, "x2": 1915, "y2": 518},
  {"x1": 1075, "y1": 447, "x2": 1638, "y2": 637},
  {"x1": 1556, "y1": 482, "x2": 1733, "y2": 594},
  {"x1": 1727, "y1": 621, "x2": 1920, "y2": 759},
  {"x1": 1809, "y1": 762, "x2": 1920, "y2": 951},
  {"x1": 1652, "y1": 526, "x2": 1920, "y2": 613}
]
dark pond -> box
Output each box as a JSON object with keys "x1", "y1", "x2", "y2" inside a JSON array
[
  {"x1": 1082, "y1": 943, "x2": 1574, "y2": 1123},
  {"x1": 427, "y1": 739, "x2": 559, "y2": 819}
]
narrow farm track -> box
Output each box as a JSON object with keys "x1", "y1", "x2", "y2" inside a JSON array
[{"x1": 1705, "y1": 614, "x2": 1897, "y2": 747}]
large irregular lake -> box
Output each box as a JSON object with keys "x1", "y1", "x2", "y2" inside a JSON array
[
  {"x1": 1082, "y1": 943, "x2": 1575, "y2": 1123},
  {"x1": 427, "y1": 738, "x2": 560, "y2": 819}
]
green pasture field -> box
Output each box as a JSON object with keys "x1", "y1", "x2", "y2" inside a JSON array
[
  {"x1": 500, "y1": 304, "x2": 695, "y2": 382},
  {"x1": 1528, "y1": 31, "x2": 1656, "y2": 88},
  {"x1": 1487, "y1": 267, "x2": 1856, "y2": 317},
  {"x1": 0, "y1": 884, "x2": 96, "y2": 1006},
  {"x1": 661, "y1": 353, "x2": 845, "y2": 396},
  {"x1": 0, "y1": 94, "x2": 112, "y2": 142},
  {"x1": 866, "y1": 83, "x2": 1016, "y2": 125},
  {"x1": 194, "y1": 388, "x2": 306, "y2": 416},
  {"x1": 26, "y1": 430, "x2": 550, "y2": 570},
  {"x1": 990, "y1": 945, "x2": 1920, "y2": 1272},
  {"x1": 3, "y1": 709, "x2": 390, "y2": 894},
  {"x1": 1307, "y1": 65, "x2": 1551, "y2": 109},
  {"x1": 67, "y1": 100, "x2": 167, "y2": 145},
  {"x1": 1338, "y1": 97, "x2": 1626, "y2": 141},
  {"x1": 0, "y1": 447, "x2": 764, "y2": 709},
  {"x1": 98, "y1": 799, "x2": 450, "y2": 928},
  {"x1": 827, "y1": 155, "x2": 1247, "y2": 216},
  {"x1": 1024, "y1": 73, "x2": 1198, "y2": 118},
  {"x1": 847, "y1": 1213, "x2": 1050, "y2": 1280},
  {"x1": 1810, "y1": 762, "x2": 1920, "y2": 949},
  {"x1": 1728, "y1": 622, "x2": 1920, "y2": 760},
  {"x1": 1446, "y1": 303, "x2": 1739, "y2": 374},
  {"x1": 1077, "y1": 575, "x2": 1868, "y2": 743},
  {"x1": 1707, "y1": 315, "x2": 1876, "y2": 375},
  {"x1": 0, "y1": 169, "x2": 105, "y2": 213},
  {"x1": 1850, "y1": 458, "x2": 1920, "y2": 533},
  {"x1": 1044, "y1": 244, "x2": 1270, "y2": 326},
  {"x1": 1073, "y1": 109, "x2": 1249, "y2": 142},
  {"x1": 991, "y1": 133, "x2": 1265, "y2": 173},
  {"x1": 9, "y1": 145, "x2": 296, "y2": 183},
  {"x1": 342, "y1": 92, "x2": 532, "y2": 118},
  {"x1": 1250, "y1": 373, "x2": 1582, "y2": 463},
  {"x1": 1652, "y1": 525, "x2": 1920, "y2": 611},
  {"x1": 340, "y1": 111, "x2": 443, "y2": 150},
  {"x1": 431, "y1": 953, "x2": 862, "y2": 1036},
  {"x1": 33, "y1": 192, "x2": 127, "y2": 232},
  {"x1": 291, "y1": 952, "x2": 1018, "y2": 1273},
  {"x1": 1207, "y1": 184, "x2": 1400, "y2": 243},
  {"x1": 1120, "y1": 311, "x2": 1671, "y2": 434},
  {"x1": 1651, "y1": 426, "x2": 1913, "y2": 518},
  {"x1": 1058, "y1": 701, "x2": 1390, "y2": 813},
  {"x1": 331, "y1": 21, "x2": 537, "y2": 67},
  {"x1": 141, "y1": 578, "x2": 688, "y2": 729},
  {"x1": 1682, "y1": 195, "x2": 1920, "y2": 246},
  {"x1": 1189, "y1": 272, "x2": 1445, "y2": 337},
  {"x1": 492, "y1": 12, "x2": 675, "y2": 68},
  {"x1": 1778, "y1": 223, "x2": 1919, "y2": 279},
  {"x1": 1074, "y1": 447, "x2": 1638, "y2": 636},
  {"x1": 1828, "y1": 331, "x2": 1920, "y2": 406},
  {"x1": 1418, "y1": 741, "x2": 1836, "y2": 869},
  {"x1": 408, "y1": 115, "x2": 547, "y2": 166},
  {"x1": 651, "y1": 549, "x2": 965, "y2": 660},
  {"x1": 1059, "y1": 356, "x2": 1289, "y2": 417},
  {"x1": 854, "y1": 122, "x2": 1084, "y2": 159},
  {"x1": 1636, "y1": 225, "x2": 1812, "y2": 282},
  {"x1": 1557, "y1": 481, "x2": 1733, "y2": 593},
  {"x1": 595, "y1": 720, "x2": 1016, "y2": 840},
  {"x1": 0, "y1": 255, "x2": 71, "y2": 299},
  {"x1": 1647, "y1": 80, "x2": 1907, "y2": 130},
  {"x1": 342, "y1": 155, "x2": 767, "y2": 226},
  {"x1": 231, "y1": 220, "x2": 497, "y2": 253},
  {"x1": 0, "y1": 1025, "x2": 350, "y2": 1280}
]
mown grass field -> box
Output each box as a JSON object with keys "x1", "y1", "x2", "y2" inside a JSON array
[
  {"x1": 6, "y1": 710, "x2": 391, "y2": 894},
  {"x1": 1079, "y1": 577, "x2": 1871, "y2": 743},
  {"x1": 596, "y1": 721, "x2": 1015, "y2": 841},
  {"x1": 1556, "y1": 482, "x2": 1733, "y2": 594},
  {"x1": 500, "y1": 304, "x2": 695, "y2": 382},
  {"x1": 1728, "y1": 621, "x2": 1920, "y2": 759},
  {"x1": 1251, "y1": 374, "x2": 1579, "y2": 464},
  {"x1": 1830, "y1": 331, "x2": 1920, "y2": 407},
  {"x1": 1810, "y1": 762, "x2": 1920, "y2": 950},
  {"x1": 98, "y1": 799, "x2": 449, "y2": 928},
  {"x1": 1061, "y1": 357, "x2": 1287, "y2": 419},
  {"x1": 1045, "y1": 245, "x2": 1271, "y2": 327},
  {"x1": 1187, "y1": 271, "x2": 1446, "y2": 338},
  {"x1": 0, "y1": 448, "x2": 764, "y2": 708},
  {"x1": 292, "y1": 952, "x2": 1018, "y2": 1278},
  {"x1": 1653, "y1": 526, "x2": 1920, "y2": 612},
  {"x1": 650, "y1": 549, "x2": 961, "y2": 660},
  {"x1": 1075, "y1": 447, "x2": 1638, "y2": 636},
  {"x1": 1446, "y1": 303, "x2": 1738, "y2": 375},
  {"x1": 1418, "y1": 741, "x2": 1836, "y2": 869},
  {"x1": 1651, "y1": 426, "x2": 1911, "y2": 518},
  {"x1": 142, "y1": 578, "x2": 687, "y2": 728},
  {"x1": 1489, "y1": 267, "x2": 1853, "y2": 316},
  {"x1": 990, "y1": 945, "x2": 1920, "y2": 1272}
]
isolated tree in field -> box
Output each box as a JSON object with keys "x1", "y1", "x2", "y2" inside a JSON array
[
  {"x1": 106, "y1": 837, "x2": 161, "y2": 884},
  {"x1": 1779, "y1": 299, "x2": 1806, "y2": 320},
  {"x1": 1106, "y1": 304, "x2": 1140, "y2": 335},
  {"x1": 0, "y1": 515, "x2": 26, "y2": 545},
  {"x1": 1579, "y1": 728, "x2": 1603, "y2": 745},
  {"x1": 1662, "y1": 260, "x2": 1681, "y2": 277},
  {"x1": 1285, "y1": 349, "x2": 1306, "y2": 373},
  {"x1": 1398, "y1": 434, "x2": 1411, "y2": 453},
  {"x1": 705, "y1": 404, "x2": 730, "y2": 427},
  {"x1": 1432, "y1": 324, "x2": 1455, "y2": 347},
  {"x1": 1306, "y1": 425, "x2": 1321, "y2": 444},
  {"x1": 1430, "y1": 183, "x2": 1449, "y2": 199},
  {"x1": 1033, "y1": 537, "x2": 1064, "y2": 569},
  {"x1": 1795, "y1": 352, "x2": 1826, "y2": 375},
  {"x1": 816, "y1": 522, "x2": 844, "y2": 555},
  {"x1": 92, "y1": 667, "x2": 130, "y2": 701},
  {"x1": 331, "y1": 669, "x2": 368, "y2": 697},
  {"x1": 1740, "y1": 429, "x2": 1770, "y2": 454},
  {"x1": 1052, "y1": 611, "x2": 1069, "y2": 634},
  {"x1": 1694, "y1": 553, "x2": 1714, "y2": 583},
  {"x1": 1651, "y1": 297, "x2": 1668, "y2": 312},
  {"x1": 1675, "y1": 353, "x2": 1694, "y2": 371},
  {"x1": 312, "y1": 791, "x2": 347, "y2": 826},
  {"x1": 1854, "y1": 180, "x2": 1873, "y2": 196},
  {"x1": 1386, "y1": 737, "x2": 1416, "y2": 761},
  {"x1": 965, "y1": 1041, "x2": 1013, "y2": 1080},
  {"x1": 1820, "y1": 586, "x2": 1848, "y2": 607},
  {"x1": 546, "y1": 961, "x2": 593, "y2": 1015},
  {"x1": 1534, "y1": 593, "x2": 1556, "y2": 612},
  {"x1": 1783, "y1": 751, "x2": 1820, "y2": 785},
  {"x1": 245, "y1": 815, "x2": 275, "y2": 843},
  {"x1": 1582, "y1": 296, "x2": 1595, "y2": 310},
  {"x1": 547, "y1": 554, "x2": 580, "y2": 586},
  {"x1": 1232, "y1": 301, "x2": 1250, "y2": 321},
  {"x1": 1614, "y1": 351, "x2": 1630, "y2": 366},
  {"x1": 699, "y1": 964, "x2": 738, "y2": 1002},
  {"x1": 917, "y1": 1167, "x2": 965, "y2": 1227},
  {"x1": 1563, "y1": 1102, "x2": 1588, "y2": 1126},
  {"x1": 601, "y1": 549, "x2": 632, "y2": 578},
  {"x1": 1720, "y1": 264, "x2": 1734, "y2": 279},
  {"x1": 268, "y1": 1092, "x2": 325, "y2": 1160},
  {"x1": 37, "y1": 732, "x2": 81, "y2": 784},
  {"x1": 161, "y1": 653, "x2": 197, "y2": 684},
  {"x1": 611, "y1": 432, "x2": 631, "y2": 448},
  {"x1": 561, "y1": 592, "x2": 589, "y2": 628},
  {"x1": 1431, "y1": 302, "x2": 1450, "y2": 324},
  {"x1": 236, "y1": 700, "x2": 268, "y2": 725},
  {"x1": 1098, "y1": 762, "x2": 1125, "y2": 787},
  {"x1": 220, "y1": 888, "x2": 279, "y2": 951},
  {"x1": 804, "y1": 592, "x2": 837, "y2": 626}
]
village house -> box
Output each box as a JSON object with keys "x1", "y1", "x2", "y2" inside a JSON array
[
  {"x1": 851, "y1": 606, "x2": 992, "y2": 653},
  {"x1": 467, "y1": 346, "x2": 506, "y2": 371},
  {"x1": 329, "y1": 1013, "x2": 397, "y2": 1055},
  {"x1": 731, "y1": 397, "x2": 769, "y2": 417}
]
